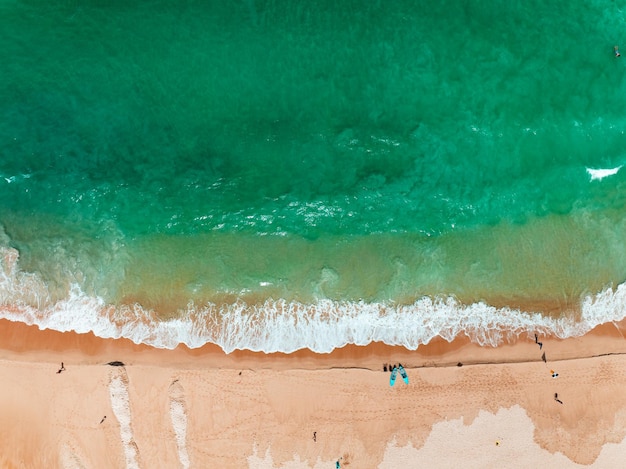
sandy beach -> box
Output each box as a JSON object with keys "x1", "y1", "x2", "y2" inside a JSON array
[{"x1": 1, "y1": 318, "x2": 626, "y2": 468}]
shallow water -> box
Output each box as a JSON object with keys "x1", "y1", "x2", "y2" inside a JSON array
[{"x1": 1, "y1": 1, "x2": 626, "y2": 351}]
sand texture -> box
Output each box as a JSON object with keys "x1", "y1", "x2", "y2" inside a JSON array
[{"x1": 0, "y1": 319, "x2": 625, "y2": 468}]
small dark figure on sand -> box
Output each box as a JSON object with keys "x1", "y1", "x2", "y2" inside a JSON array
[
  {"x1": 383, "y1": 364, "x2": 387, "y2": 372},
  {"x1": 535, "y1": 334, "x2": 538, "y2": 344},
  {"x1": 541, "y1": 352, "x2": 546, "y2": 363},
  {"x1": 56, "y1": 362, "x2": 65, "y2": 374},
  {"x1": 313, "y1": 431, "x2": 316, "y2": 442},
  {"x1": 457, "y1": 362, "x2": 463, "y2": 367},
  {"x1": 100, "y1": 415, "x2": 107, "y2": 424},
  {"x1": 554, "y1": 393, "x2": 563, "y2": 404}
]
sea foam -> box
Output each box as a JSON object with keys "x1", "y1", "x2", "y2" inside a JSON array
[
  {"x1": 0, "y1": 247, "x2": 625, "y2": 353},
  {"x1": 586, "y1": 166, "x2": 623, "y2": 181}
]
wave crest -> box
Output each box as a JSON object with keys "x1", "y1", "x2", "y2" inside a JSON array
[{"x1": 1, "y1": 248, "x2": 625, "y2": 353}]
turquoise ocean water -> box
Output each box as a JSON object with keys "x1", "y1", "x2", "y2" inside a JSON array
[{"x1": 2, "y1": 0, "x2": 626, "y2": 352}]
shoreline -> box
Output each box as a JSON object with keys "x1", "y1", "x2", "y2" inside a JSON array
[
  {"x1": 1, "y1": 318, "x2": 626, "y2": 467},
  {"x1": 1, "y1": 318, "x2": 625, "y2": 370}
]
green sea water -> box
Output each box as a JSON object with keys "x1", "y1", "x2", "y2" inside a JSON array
[{"x1": 2, "y1": 1, "x2": 626, "y2": 350}]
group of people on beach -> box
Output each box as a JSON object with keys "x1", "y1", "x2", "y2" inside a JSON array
[
  {"x1": 385, "y1": 362, "x2": 409, "y2": 386},
  {"x1": 535, "y1": 334, "x2": 562, "y2": 404},
  {"x1": 383, "y1": 363, "x2": 398, "y2": 372}
]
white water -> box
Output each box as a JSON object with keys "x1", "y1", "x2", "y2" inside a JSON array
[
  {"x1": 586, "y1": 165, "x2": 623, "y2": 181},
  {"x1": 1, "y1": 247, "x2": 625, "y2": 353}
]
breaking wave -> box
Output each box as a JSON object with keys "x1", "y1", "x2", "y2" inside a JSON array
[{"x1": 1, "y1": 247, "x2": 625, "y2": 353}]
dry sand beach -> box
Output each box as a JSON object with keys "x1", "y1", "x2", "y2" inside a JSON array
[{"x1": 1, "y1": 318, "x2": 626, "y2": 468}]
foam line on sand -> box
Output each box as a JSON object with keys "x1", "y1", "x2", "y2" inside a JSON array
[
  {"x1": 169, "y1": 380, "x2": 190, "y2": 469},
  {"x1": 109, "y1": 370, "x2": 140, "y2": 469}
]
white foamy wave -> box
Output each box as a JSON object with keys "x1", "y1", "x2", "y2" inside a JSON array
[
  {"x1": 586, "y1": 165, "x2": 623, "y2": 181},
  {"x1": 1, "y1": 247, "x2": 625, "y2": 353}
]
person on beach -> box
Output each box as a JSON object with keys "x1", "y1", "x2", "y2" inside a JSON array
[
  {"x1": 100, "y1": 416, "x2": 107, "y2": 424},
  {"x1": 541, "y1": 352, "x2": 546, "y2": 363},
  {"x1": 56, "y1": 362, "x2": 65, "y2": 374},
  {"x1": 554, "y1": 393, "x2": 563, "y2": 404},
  {"x1": 313, "y1": 431, "x2": 316, "y2": 442},
  {"x1": 615, "y1": 45, "x2": 621, "y2": 57}
]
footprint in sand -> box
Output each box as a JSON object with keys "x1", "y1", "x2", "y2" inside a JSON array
[
  {"x1": 59, "y1": 443, "x2": 87, "y2": 469},
  {"x1": 169, "y1": 379, "x2": 191, "y2": 469}
]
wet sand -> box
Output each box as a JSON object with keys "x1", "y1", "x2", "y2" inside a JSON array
[{"x1": 1, "y1": 318, "x2": 625, "y2": 468}]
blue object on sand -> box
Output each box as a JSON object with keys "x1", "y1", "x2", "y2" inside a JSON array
[
  {"x1": 390, "y1": 366, "x2": 398, "y2": 386},
  {"x1": 398, "y1": 365, "x2": 409, "y2": 384}
]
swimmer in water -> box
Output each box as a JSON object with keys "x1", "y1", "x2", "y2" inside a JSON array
[{"x1": 615, "y1": 45, "x2": 621, "y2": 57}]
